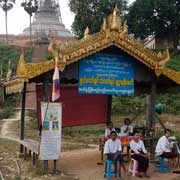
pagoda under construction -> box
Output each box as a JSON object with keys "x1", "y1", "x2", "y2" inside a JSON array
[{"x1": 22, "y1": 0, "x2": 73, "y2": 38}]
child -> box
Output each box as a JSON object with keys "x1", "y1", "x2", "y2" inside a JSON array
[{"x1": 105, "y1": 121, "x2": 116, "y2": 139}]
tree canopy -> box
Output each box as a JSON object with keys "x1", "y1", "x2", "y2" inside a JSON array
[
  {"x1": 69, "y1": 0, "x2": 128, "y2": 38},
  {"x1": 127, "y1": 0, "x2": 180, "y2": 51}
]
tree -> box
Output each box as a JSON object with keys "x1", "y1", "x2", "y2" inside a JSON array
[
  {"x1": 0, "y1": 0, "x2": 16, "y2": 44},
  {"x1": 21, "y1": 0, "x2": 38, "y2": 47},
  {"x1": 127, "y1": 0, "x2": 180, "y2": 51},
  {"x1": 69, "y1": 0, "x2": 128, "y2": 38}
]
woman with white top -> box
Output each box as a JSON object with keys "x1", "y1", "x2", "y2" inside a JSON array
[
  {"x1": 121, "y1": 118, "x2": 133, "y2": 136},
  {"x1": 130, "y1": 132, "x2": 150, "y2": 178}
]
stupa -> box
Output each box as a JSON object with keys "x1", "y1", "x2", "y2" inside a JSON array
[{"x1": 22, "y1": 0, "x2": 73, "y2": 37}]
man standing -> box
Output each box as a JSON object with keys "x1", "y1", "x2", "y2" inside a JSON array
[
  {"x1": 104, "y1": 131, "x2": 126, "y2": 180},
  {"x1": 155, "y1": 129, "x2": 177, "y2": 158}
]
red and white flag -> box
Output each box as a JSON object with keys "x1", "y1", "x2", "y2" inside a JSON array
[{"x1": 52, "y1": 61, "x2": 60, "y2": 102}]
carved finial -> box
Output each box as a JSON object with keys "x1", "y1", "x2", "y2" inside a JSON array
[
  {"x1": 48, "y1": 38, "x2": 57, "y2": 58},
  {"x1": 6, "y1": 60, "x2": 12, "y2": 81},
  {"x1": 84, "y1": 26, "x2": 90, "y2": 39},
  {"x1": 16, "y1": 50, "x2": 27, "y2": 77},
  {"x1": 115, "y1": 3, "x2": 118, "y2": 11},
  {"x1": 109, "y1": 5, "x2": 121, "y2": 31},
  {"x1": 156, "y1": 48, "x2": 170, "y2": 69},
  {"x1": 101, "y1": 18, "x2": 108, "y2": 32},
  {"x1": 120, "y1": 20, "x2": 128, "y2": 37},
  {"x1": 123, "y1": 20, "x2": 128, "y2": 31},
  {"x1": 157, "y1": 51, "x2": 163, "y2": 59},
  {"x1": 162, "y1": 48, "x2": 170, "y2": 64}
]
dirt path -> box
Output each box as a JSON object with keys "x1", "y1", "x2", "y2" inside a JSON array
[
  {"x1": 1, "y1": 112, "x2": 180, "y2": 180},
  {"x1": 58, "y1": 147, "x2": 180, "y2": 180},
  {"x1": 0, "y1": 111, "x2": 21, "y2": 142}
]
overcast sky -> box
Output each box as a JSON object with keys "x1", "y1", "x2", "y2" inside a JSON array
[{"x1": 0, "y1": 0, "x2": 135, "y2": 35}]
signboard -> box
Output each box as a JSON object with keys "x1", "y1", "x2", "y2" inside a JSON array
[
  {"x1": 39, "y1": 102, "x2": 62, "y2": 160},
  {"x1": 78, "y1": 53, "x2": 134, "y2": 95}
]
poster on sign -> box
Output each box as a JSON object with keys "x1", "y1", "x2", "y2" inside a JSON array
[{"x1": 39, "y1": 102, "x2": 62, "y2": 160}]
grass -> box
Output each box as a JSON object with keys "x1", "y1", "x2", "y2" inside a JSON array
[
  {"x1": 0, "y1": 138, "x2": 74, "y2": 180},
  {"x1": 0, "y1": 94, "x2": 21, "y2": 120},
  {"x1": 0, "y1": 107, "x2": 15, "y2": 119},
  {"x1": 0, "y1": 43, "x2": 32, "y2": 75}
]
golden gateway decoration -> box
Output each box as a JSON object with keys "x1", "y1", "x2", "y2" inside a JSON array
[{"x1": 4, "y1": 6, "x2": 180, "y2": 94}]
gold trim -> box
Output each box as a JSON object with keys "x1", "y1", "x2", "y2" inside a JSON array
[
  {"x1": 4, "y1": 78, "x2": 28, "y2": 94},
  {"x1": 162, "y1": 68, "x2": 180, "y2": 85},
  {"x1": 4, "y1": 6, "x2": 180, "y2": 93},
  {"x1": 26, "y1": 60, "x2": 54, "y2": 79}
]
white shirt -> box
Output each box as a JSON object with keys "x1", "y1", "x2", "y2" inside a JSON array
[
  {"x1": 105, "y1": 128, "x2": 116, "y2": 137},
  {"x1": 130, "y1": 139, "x2": 147, "y2": 154},
  {"x1": 155, "y1": 135, "x2": 171, "y2": 156},
  {"x1": 104, "y1": 138, "x2": 122, "y2": 154},
  {"x1": 121, "y1": 125, "x2": 133, "y2": 136}
]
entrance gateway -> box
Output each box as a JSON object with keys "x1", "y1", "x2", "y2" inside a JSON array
[
  {"x1": 4, "y1": 5, "x2": 180, "y2": 172},
  {"x1": 4, "y1": 5, "x2": 180, "y2": 127}
]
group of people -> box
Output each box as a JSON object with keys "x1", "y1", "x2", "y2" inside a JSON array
[
  {"x1": 105, "y1": 118, "x2": 133, "y2": 139},
  {"x1": 103, "y1": 119, "x2": 177, "y2": 180}
]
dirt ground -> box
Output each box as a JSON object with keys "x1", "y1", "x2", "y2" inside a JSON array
[
  {"x1": 1, "y1": 111, "x2": 180, "y2": 180},
  {"x1": 59, "y1": 147, "x2": 180, "y2": 180}
]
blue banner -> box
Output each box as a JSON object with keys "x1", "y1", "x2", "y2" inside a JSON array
[{"x1": 78, "y1": 53, "x2": 134, "y2": 95}]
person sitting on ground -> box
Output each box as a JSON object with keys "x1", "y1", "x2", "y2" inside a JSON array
[
  {"x1": 105, "y1": 121, "x2": 116, "y2": 139},
  {"x1": 121, "y1": 118, "x2": 134, "y2": 136},
  {"x1": 104, "y1": 131, "x2": 126, "y2": 180},
  {"x1": 130, "y1": 132, "x2": 150, "y2": 178},
  {"x1": 155, "y1": 129, "x2": 177, "y2": 159}
]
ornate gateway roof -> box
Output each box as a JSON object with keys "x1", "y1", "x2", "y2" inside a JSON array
[{"x1": 4, "y1": 6, "x2": 180, "y2": 94}]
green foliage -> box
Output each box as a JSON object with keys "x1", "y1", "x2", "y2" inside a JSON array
[
  {"x1": 0, "y1": 93, "x2": 20, "y2": 120},
  {"x1": 126, "y1": 0, "x2": 154, "y2": 39},
  {"x1": 45, "y1": 54, "x2": 53, "y2": 60},
  {"x1": 62, "y1": 125, "x2": 104, "y2": 144},
  {"x1": 112, "y1": 93, "x2": 180, "y2": 116},
  {"x1": 127, "y1": 0, "x2": 180, "y2": 51},
  {"x1": 112, "y1": 95, "x2": 146, "y2": 115},
  {"x1": 4, "y1": 93, "x2": 20, "y2": 107},
  {"x1": 0, "y1": 43, "x2": 32, "y2": 76},
  {"x1": 0, "y1": 106, "x2": 14, "y2": 119},
  {"x1": 157, "y1": 93, "x2": 180, "y2": 115},
  {"x1": 69, "y1": 0, "x2": 128, "y2": 38},
  {"x1": 166, "y1": 52, "x2": 180, "y2": 71}
]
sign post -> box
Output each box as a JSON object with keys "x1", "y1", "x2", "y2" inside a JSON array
[{"x1": 39, "y1": 102, "x2": 62, "y2": 172}]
